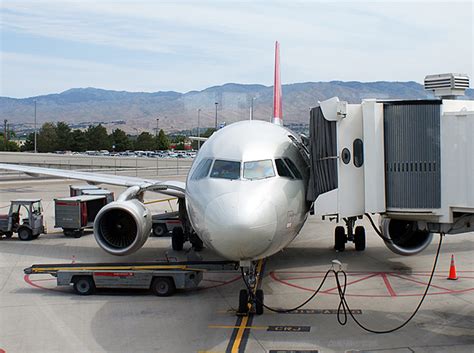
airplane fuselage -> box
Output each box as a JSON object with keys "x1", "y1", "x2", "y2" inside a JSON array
[{"x1": 186, "y1": 120, "x2": 310, "y2": 261}]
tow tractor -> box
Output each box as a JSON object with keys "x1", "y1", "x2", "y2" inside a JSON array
[
  {"x1": 24, "y1": 259, "x2": 238, "y2": 296},
  {"x1": 0, "y1": 199, "x2": 45, "y2": 240}
]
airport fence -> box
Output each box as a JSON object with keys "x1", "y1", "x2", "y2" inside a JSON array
[{"x1": 0, "y1": 152, "x2": 193, "y2": 181}]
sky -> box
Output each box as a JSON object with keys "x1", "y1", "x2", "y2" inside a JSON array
[{"x1": 0, "y1": 0, "x2": 473, "y2": 98}]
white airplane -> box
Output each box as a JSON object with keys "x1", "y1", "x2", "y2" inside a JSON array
[
  {"x1": 0, "y1": 41, "x2": 311, "y2": 313},
  {"x1": 2, "y1": 41, "x2": 435, "y2": 314}
]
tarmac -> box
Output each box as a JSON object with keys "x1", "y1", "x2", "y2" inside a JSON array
[{"x1": 0, "y1": 161, "x2": 473, "y2": 353}]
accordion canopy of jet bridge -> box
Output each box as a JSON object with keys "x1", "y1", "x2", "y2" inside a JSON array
[{"x1": 306, "y1": 106, "x2": 338, "y2": 203}]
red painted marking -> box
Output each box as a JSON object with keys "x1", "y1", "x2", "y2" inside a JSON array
[
  {"x1": 381, "y1": 273, "x2": 397, "y2": 297},
  {"x1": 24, "y1": 275, "x2": 61, "y2": 292},
  {"x1": 201, "y1": 278, "x2": 226, "y2": 284},
  {"x1": 270, "y1": 271, "x2": 474, "y2": 297},
  {"x1": 0, "y1": 348, "x2": 6, "y2": 353},
  {"x1": 94, "y1": 272, "x2": 134, "y2": 277},
  {"x1": 389, "y1": 273, "x2": 453, "y2": 292},
  {"x1": 198, "y1": 275, "x2": 241, "y2": 290},
  {"x1": 322, "y1": 273, "x2": 379, "y2": 294}
]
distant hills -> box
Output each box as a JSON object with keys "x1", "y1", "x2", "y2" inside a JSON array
[{"x1": 1, "y1": 82, "x2": 473, "y2": 133}]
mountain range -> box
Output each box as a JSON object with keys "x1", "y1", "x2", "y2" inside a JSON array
[{"x1": 1, "y1": 81, "x2": 473, "y2": 133}]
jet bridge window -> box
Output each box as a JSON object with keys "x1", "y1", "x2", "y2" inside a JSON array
[
  {"x1": 275, "y1": 159, "x2": 294, "y2": 179},
  {"x1": 191, "y1": 158, "x2": 213, "y2": 180},
  {"x1": 284, "y1": 158, "x2": 302, "y2": 179},
  {"x1": 210, "y1": 160, "x2": 241, "y2": 180},
  {"x1": 243, "y1": 159, "x2": 275, "y2": 180}
]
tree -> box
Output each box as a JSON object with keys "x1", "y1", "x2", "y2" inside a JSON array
[
  {"x1": 135, "y1": 132, "x2": 155, "y2": 151},
  {"x1": 85, "y1": 124, "x2": 110, "y2": 150},
  {"x1": 70, "y1": 130, "x2": 88, "y2": 152},
  {"x1": 37, "y1": 122, "x2": 58, "y2": 152},
  {"x1": 55, "y1": 122, "x2": 71, "y2": 151},
  {"x1": 0, "y1": 136, "x2": 20, "y2": 151},
  {"x1": 156, "y1": 129, "x2": 170, "y2": 150},
  {"x1": 21, "y1": 133, "x2": 35, "y2": 152},
  {"x1": 110, "y1": 128, "x2": 132, "y2": 152}
]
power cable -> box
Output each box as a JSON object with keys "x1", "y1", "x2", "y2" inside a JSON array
[{"x1": 240, "y1": 233, "x2": 444, "y2": 334}]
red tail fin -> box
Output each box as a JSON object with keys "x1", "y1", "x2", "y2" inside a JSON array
[{"x1": 272, "y1": 41, "x2": 283, "y2": 125}]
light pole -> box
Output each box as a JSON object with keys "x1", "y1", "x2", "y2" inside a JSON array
[
  {"x1": 250, "y1": 97, "x2": 256, "y2": 120},
  {"x1": 214, "y1": 102, "x2": 218, "y2": 130},
  {"x1": 34, "y1": 100, "x2": 37, "y2": 153},
  {"x1": 155, "y1": 118, "x2": 159, "y2": 138},
  {"x1": 197, "y1": 108, "x2": 201, "y2": 150}
]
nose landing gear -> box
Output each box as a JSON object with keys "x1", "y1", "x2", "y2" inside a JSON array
[
  {"x1": 334, "y1": 216, "x2": 366, "y2": 252},
  {"x1": 237, "y1": 261, "x2": 265, "y2": 316}
]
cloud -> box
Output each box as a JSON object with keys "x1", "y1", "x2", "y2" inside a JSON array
[{"x1": 1, "y1": 0, "x2": 472, "y2": 97}]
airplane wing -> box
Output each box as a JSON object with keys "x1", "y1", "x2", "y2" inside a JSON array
[{"x1": 0, "y1": 163, "x2": 185, "y2": 198}]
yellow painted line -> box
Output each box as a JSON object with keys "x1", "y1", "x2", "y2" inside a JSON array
[
  {"x1": 230, "y1": 259, "x2": 264, "y2": 353},
  {"x1": 31, "y1": 265, "x2": 190, "y2": 273},
  {"x1": 144, "y1": 197, "x2": 177, "y2": 205},
  {"x1": 232, "y1": 315, "x2": 249, "y2": 353},
  {"x1": 208, "y1": 324, "x2": 267, "y2": 330}
]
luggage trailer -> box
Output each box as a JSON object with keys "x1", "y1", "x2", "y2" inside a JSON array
[{"x1": 24, "y1": 260, "x2": 238, "y2": 296}]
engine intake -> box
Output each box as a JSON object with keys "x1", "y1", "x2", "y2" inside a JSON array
[
  {"x1": 380, "y1": 218, "x2": 433, "y2": 256},
  {"x1": 94, "y1": 199, "x2": 152, "y2": 255}
]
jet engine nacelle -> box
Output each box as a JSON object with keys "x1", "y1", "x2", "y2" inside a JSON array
[
  {"x1": 380, "y1": 218, "x2": 433, "y2": 256},
  {"x1": 93, "y1": 199, "x2": 152, "y2": 255}
]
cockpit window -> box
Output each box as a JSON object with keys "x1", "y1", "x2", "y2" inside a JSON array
[
  {"x1": 284, "y1": 158, "x2": 303, "y2": 179},
  {"x1": 275, "y1": 159, "x2": 294, "y2": 179},
  {"x1": 210, "y1": 160, "x2": 241, "y2": 180},
  {"x1": 243, "y1": 159, "x2": 275, "y2": 180},
  {"x1": 191, "y1": 158, "x2": 213, "y2": 180}
]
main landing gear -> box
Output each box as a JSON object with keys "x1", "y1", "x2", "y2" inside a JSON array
[
  {"x1": 171, "y1": 228, "x2": 204, "y2": 251},
  {"x1": 334, "y1": 216, "x2": 366, "y2": 252},
  {"x1": 237, "y1": 262, "x2": 264, "y2": 316},
  {"x1": 171, "y1": 198, "x2": 204, "y2": 252}
]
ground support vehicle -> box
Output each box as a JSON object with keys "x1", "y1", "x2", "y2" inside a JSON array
[
  {"x1": 69, "y1": 184, "x2": 114, "y2": 203},
  {"x1": 54, "y1": 195, "x2": 107, "y2": 238},
  {"x1": 24, "y1": 260, "x2": 238, "y2": 296},
  {"x1": 151, "y1": 211, "x2": 183, "y2": 237},
  {"x1": 0, "y1": 199, "x2": 45, "y2": 240}
]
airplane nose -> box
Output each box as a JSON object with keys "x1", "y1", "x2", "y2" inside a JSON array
[{"x1": 204, "y1": 192, "x2": 277, "y2": 260}]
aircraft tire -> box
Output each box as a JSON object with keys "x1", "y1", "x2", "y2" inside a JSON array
[
  {"x1": 334, "y1": 226, "x2": 345, "y2": 251},
  {"x1": 255, "y1": 289, "x2": 264, "y2": 315},
  {"x1": 354, "y1": 226, "x2": 366, "y2": 251},
  {"x1": 238, "y1": 289, "x2": 249, "y2": 314},
  {"x1": 172, "y1": 227, "x2": 184, "y2": 251}
]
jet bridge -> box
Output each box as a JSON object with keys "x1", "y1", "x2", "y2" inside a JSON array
[{"x1": 307, "y1": 73, "x2": 474, "y2": 254}]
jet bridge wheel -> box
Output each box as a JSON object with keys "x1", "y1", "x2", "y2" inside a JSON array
[
  {"x1": 354, "y1": 226, "x2": 366, "y2": 251},
  {"x1": 334, "y1": 226, "x2": 346, "y2": 251},
  {"x1": 171, "y1": 227, "x2": 185, "y2": 251}
]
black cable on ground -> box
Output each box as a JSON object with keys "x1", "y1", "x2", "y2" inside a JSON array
[
  {"x1": 240, "y1": 233, "x2": 444, "y2": 333},
  {"x1": 241, "y1": 267, "x2": 333, "y2": 313},
  {"x1": 364, "y1": 213, "x2": 393, "y2": 242}
]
